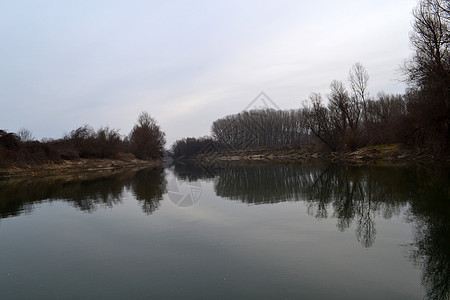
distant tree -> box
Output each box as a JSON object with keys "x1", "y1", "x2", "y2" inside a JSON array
[
  {"x1": 64, "y1": 125, "x2": 95, "y2": 158},
  {"x1": 129, "y1": 112, "x2": 166, "y2": 159},
  {"x1": 96, "y1": 126, "x2": 122, "y2": 158},
  {"x1": 211, "y1": 109, "x2": 308, "y2": 150},
  {"x1": 17, "y1": 128, "x2": 34, "y2": 142},
  {"x1": 60, "y1": 125, "x2": 125, "y2": 158},
  {"x1": 170, "y1": 136, "x2": 217, "y2": 159},
  {"x1": 348, "y1": 62, "x2": 369, "y2": 129},
  {"x1": 0, "y1": 130, "x2": 19, "y2": 150},
  {"x1": 66, "y1": 125, "x2": 95, "y2": 141},
  {"x1": 327, "y1": 80, "x2": 362, "y2": 150},
  {"x1": 304, "y1": 93, "x2": 339, "y2": 151},
  {"x1": 349, "y1": 63, "x2": 369, "y2": 102},
  {"x1": 328, "y1": 80, "x2": 361, "y2": 130},
  {"x1": 365, "y1": 93, "x2": 407, "y2": 145}
]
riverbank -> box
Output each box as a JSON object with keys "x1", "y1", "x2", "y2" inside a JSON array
[
  {"x1": 183, "y1": 144, "x2": 450, "y2": 165},
  {"x1": 0, "y1": 157, "x2": 162, "y2": 179}
]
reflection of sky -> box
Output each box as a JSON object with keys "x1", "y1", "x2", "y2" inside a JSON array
[
  {"x1": 1, "y1": 0, "x2": 416, "y2": 145},
  {"x1": 0, "y1": 169, "x2": 426, "y2": 299},
  {"x1": 132, "y1": 177, "x2": 424, "y2": 298}
]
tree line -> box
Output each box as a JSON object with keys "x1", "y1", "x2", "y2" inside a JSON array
[
  {"x1": 0, "y1": 167, "x2": 166, "y2": 217},
  {"x1": 171, "y1": 0, "x2": 449, "y2": 158},
  {"x1": 0, "y1": 112, "x2": 165, "y2": 168}
]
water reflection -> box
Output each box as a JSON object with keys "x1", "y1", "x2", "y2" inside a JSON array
[
  {"x1": 0, "y1": 167, "x2": 166, "y2": 217},
  {"x1": 212, "y1": 163, "x2": 386, "y2": 248},
  {"x1": 208, "y1": 162, "x2": 447, "y2": 249},
  {"x1": 171, "y1": 160, "x2": 217, "y2": 181},
  {"x1": 405, "y1": 167, "x2": 450, "y2": 300},
  {"x1": 173, "y1": 160, "x2": 449, "y2": 299},
  {"x1": 130, "y1": 168, "x2": 167, "y2": 214},
  {"x1": 1, "y1": 161, "x2": 448, "y2": 299}
]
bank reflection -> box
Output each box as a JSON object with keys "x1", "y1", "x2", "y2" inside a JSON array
[
  {"x1": 130, "y1": 168, "x2": 167, "y2": 214},
  {"x1": 405, "y1": 167, "x2": 450, "y2": 300},
  {"x1": 171, "y1": 160, "x2": 217, "y2": 181},
  {"x1": 174, "y1": 160, "x2": 449, "y2": 299},
  {"x1": 0, "y1": 167, "x2": 166, "y2": 218}
]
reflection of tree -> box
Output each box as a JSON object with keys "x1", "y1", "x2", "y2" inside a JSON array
[
  {"x1": 65, "y1": 176, "x2": 124, "y2": 211},
  {"x1": 0, "y1": 167, "x2": 166, "y2": 217},
  {"x1": 355, "y1": 207, "x2": 376, "y2": 248},
  {"x1": 211, "y1": 161, "x2": 450, "y2": 298},
  {"x1": 410, "y1": 218, "x2": 450, "y2": 300},
  {"x1": 0, "y1": 173, "x2": 126, "y2": 215},
  {"x1": 214, "y1": 162, "x2": 415, "y2": 248},
  {"x1": 129, "y1": 167, "x2": 166, "y2": 214},
  {"x1": 303, "y1": 164, "x2": 336, "y2": 219},
  {"x1": 406, "y1": 167, "x2": 450, "y2": 300},
  {"x1": 171, "y1": 160, "x2": 218, "y2": 181},
  {"x1": 214, "y1": 161, "x2": 330, "y2": 204}
]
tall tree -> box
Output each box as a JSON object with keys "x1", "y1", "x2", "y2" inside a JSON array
[
  {"x1": 305, "y1": 93, "x2": 339, "y2": 151},
  {"x1": 129, "y1": 112, "x2": 166, "y2": 159},
  {"x1": 327, "y1": 80, "x2": 362, "y2": 150},
  {"x1": 348, "y1": 62, "x2": 369, "y2": 128},
  {"x1": 403, "y1": 0, "x2": 450, "y2": 153},
  {"x1": 405, "y1": 0, "x2": 450, "y2": 89}
]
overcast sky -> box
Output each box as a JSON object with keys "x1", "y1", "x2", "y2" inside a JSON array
[{"x1": 1, "y1": 0, "x2": 417, "y2": 146}]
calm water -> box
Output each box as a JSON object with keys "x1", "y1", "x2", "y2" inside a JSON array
[{"x1": 0, "y1": 161, "x2": 449, "y2": 299}]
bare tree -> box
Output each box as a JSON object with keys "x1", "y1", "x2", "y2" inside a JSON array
[
  {"x1": 404, "y1": 0, "x2": 450, "y2": 89},
  {"x1": 430, "y1": 0, "x2": 450, "y2": 20},
  {"x1": 304, "y1": 93, "x2": 339, "y2": 151},
  {"x1": 129, "y1": 112, "x2": 166, "y2": 159},
  {"x1": 211, "y1": 108, "x2": 308, "y2": 150},
  {"x1": 402, "y1": 0, "x2": 450, "y2": 153},
  {"x1": 349, "y1": 62, "x2": 369, "y2": 128},
  {"x1": 17, "y1": 128, "x2": 34, "y2": 142},
  {"x1": 170, "y1": 136, "x2": 218, "y2": 159},
  {"x1": 328, "y1": 80, "x2": 361, "y2": 132},
  {"x1": 96, "y1": 126, "x2": 122, "y2": 157},
  {"x1": 327, "y1": 80, "x2": 362, "y2": 150}
]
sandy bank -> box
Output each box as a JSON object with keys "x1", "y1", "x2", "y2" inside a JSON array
[
  {"x1": 179, "y1": 144, "x2": 449, "y2": 165},
  {"x1": 0, "y1": 158, "x2": 162, "y2": 179}
]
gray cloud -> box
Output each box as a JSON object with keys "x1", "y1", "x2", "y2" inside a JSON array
[{"x1": 0, "y1": 0, "x2": 416, "y2": 145}]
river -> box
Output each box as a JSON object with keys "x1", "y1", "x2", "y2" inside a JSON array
[{"x1": 0, "y1": 161, "x2": 448, "y2": 299}]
